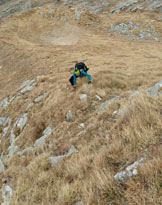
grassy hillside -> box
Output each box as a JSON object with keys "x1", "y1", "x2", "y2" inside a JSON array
[{"x1": 0, "y1": 1, "x2": 162, "y2": 204}]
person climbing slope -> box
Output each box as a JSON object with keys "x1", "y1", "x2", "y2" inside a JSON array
[{"x1": 69, "y1": 62, "x2": 91, "y2": 88}]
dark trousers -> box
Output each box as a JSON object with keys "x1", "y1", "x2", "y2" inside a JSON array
[{"x1": 69, "y1": 75, "x2": 79, "y2": 86}]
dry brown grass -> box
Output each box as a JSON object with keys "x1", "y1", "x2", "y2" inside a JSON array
[{"x1": 0, "y1": 3, "x2": 162, "y2": 205}]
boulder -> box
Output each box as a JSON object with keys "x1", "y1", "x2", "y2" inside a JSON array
[
  {"x1": 8, "y1": 144, "x2": 19, "y2": 157},
  {"x1": 34, "y1": 127, "x2": 52, "y2": 147},
  {"x1": 0, "y1": 98, "x2": 10, "y2": 110},
  {"x1": 114, "y1": 156, "x2": 146, "y2": 182},
  {"x1": 2, "y1": 185, "x2": 13, "y2": 205},
  {"x1": 17, "y1": 146, "x2": 34, "y2": 156},
  {"x1": 50, "y1": 145, "x2": 78, "y2": 167},
  {"x1": 98, "y1": 96, "x2": 120, "y2": 112},
  {"x1": 79, "y1": 94, "x2": 88, "y2": 102},
  {"x1": 0, "y1": 158, "x2": 5, "y2": 173},
  {"x1": 74, "y1": 8, "x2": 84, "y2": 21},
  {"x1": 20, "y1": 79, "x2": 35, "y2": 90},
  {"x1": 66, "y1": 110, "x2": 75, "y2": 122},
  {"x1": 34, "y1": 93, "x2": 47, "y2": 103},
  {"x1": 0, "y1": 116, "x2": 8, "y2": 127},
  {"x1": 10, "y1": 113, "x2": 28, "y2": 144},
  {"x1": 147, "y1": 81, "x2": 162, "y2": 96}
]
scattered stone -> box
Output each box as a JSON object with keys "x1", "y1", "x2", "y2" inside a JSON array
[
  {"x1": 131, "y1": 90, "x2": 140, "y2": 96},
  {"x1": 17, "y1": 146, "x2": 34, "y2": 156},
  {"x1": 147, "y1": 1, "x2": 162, "y2": 12},
  {"x1": 110, "y1": 0, "x2": 138, "y2": 14},
  {"x1": 87, "y1": 6, "x2": 104, "y2": 14},
  {"x1": 26, "y1": 102, "x2": 34, "y2": 110},
  {"x1": 10, "y1": 113, "x2": 28, "y2": 144},
  {"x1": 79, "y1": 94, "x2": 88, "y2": 102},
  {"x1": 0, "y1": 158, "x2": 5, "y2": 173},
  {"x1": 98, "y1": 96, "x2": 120, "y2": 112},
  {"x1": 0, "y1": 98, "x2": 10, "y2": 110},
  {"x1": 0, "y1": 65, "x2": 2, "y2": 70},
  {"x1": 8, "y1": 144, "x2": 19, "y2": 157},
  {"x1": 117, "y1": 106, "x2": 127, "y2": 116},
  {"x1": 0, "y1": 116, "x2": 8, "y2": 127},
  {"x1": 2, "y1": 117, "x2": 12, "y2": 137},
  {"x1": 34, "y1": 127, "x2": 52, "y2": 147},
  {"x1": 109, "y1": 21, "x2": 160, "y2": 42},
  {"x1": 96, "y1": 94, "x2": 102, "y2": 101},
  {"x1": 48, "y1": 9, "x2": 55, "y2": 15},
  {"x1": 75, "y1": 201, "x2": 84, "y2": 205},
  {"x1": 66, "y1": 110, "x2": 75, "y2": 122},
  {"x1": 114, "y1": 156, "x2": 146, "y2": 182},
  {"x1": 40, "y1": 11, "x2": 43, "y2": 16},
  {"x1": 50, "y1": 145, "x2": 78, "y2": 167},
  {"x1": 50, "y1": 155, "x2": 65, "y2": 167},
  {"x1": 20, "y1": 85, "x2": 36, "y2": 94},
  {"x1": 78, "y1": 123, "x2": 84, "y2": 129},
  {"x1": 2, "y1": 185, "x2": 13, "y2": 205},
  {"x1": 77, "y1": 130, "x2": 86, "y2": 137},
  {"x1": 147, "y1": 80, "x2": 162, "y2": 96},
  {"x1": 20, "y1": 79, "x2": 35, "y2": 90},
  {"x1": 19, "y1": 79, "x2": 36, "y2": 94},
  {"x1": 74, "y1": 8, "x2": 84, "y2": 21},
  {"x1": 34, "y1": 93, "x2": 47, "y2": 103}
]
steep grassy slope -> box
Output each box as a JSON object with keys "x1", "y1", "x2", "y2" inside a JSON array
[{"x1": 0, "y1": 1, "x2": 162, "y2": 204}]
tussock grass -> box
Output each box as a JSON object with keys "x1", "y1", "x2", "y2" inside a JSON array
[{"x1": 1, "y1": 5, "x2": 162, "y2": 205}]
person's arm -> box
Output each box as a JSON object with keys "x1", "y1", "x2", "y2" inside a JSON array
[
  {"x1": 80, "y1": 70, "x2": 91, "y2": 81},
  {"x1": 73, "y1": 72, "x2": 77, "y2": 86}
]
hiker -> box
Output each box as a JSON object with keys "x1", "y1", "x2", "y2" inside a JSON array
[{"x1": 69, "y1": 62, "x2": 91, "y2": 88}]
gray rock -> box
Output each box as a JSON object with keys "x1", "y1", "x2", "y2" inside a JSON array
[
  {"x1": 66, "y1": 110, "x2": 75, "y2": 122},
  {"x1": 10, "y1": 113, "x2": 28, "y2": 144},
  {"x1": 34, "y1": 127, "x2": 52, "y2": 147},
  {"x1": 34, "y1": 93, "x2": 47, "y2": 103},
  {"x1": 114, "y1": 156, "x2": 146, "y2": 182},
  {"x1": 147, "y1": 1, "x2": 162, "y2": 12},
  {"x1": 48, "y1": 9, "x2": 55, "y2": 15},
  {"x1": 75, "y1": 8, "x2": 84, "y2": 21},
  {"x1": 2, "y1": 117, "x2": 12, "y2": 137},
  {"x1": 17, "y1": 146, "x2": 34, "y2": 156},
  {"x1": 147, "y1": 80, "x2": 162, "y2": 96},
  {"x1": 78, "y1": 123, "x2": 85, "y2": 129},
  {"x1": 0, "y1": 115, "x2": 8, "y2": 127},
  {"x1": 50, "y1": 155, "x2": 65, "y2": 167},
  {"x1": 98, "y1": 96, "x2": 120, "y2": 112},
  {"x1": 0, "y1": 158, "x2": 5, "y2": 173},
  {"x1": 20, "y1": 85, "x2": 35, "y2": 94},
  {"x1": 26, "y1": 102, "x2": 34, "y2": 110},
  {"x1": 79, "y1": 94, "x2": 88, "y2": 102},
  {"x1": 77, "y1": 130, "x2": 86, "y2": 137},
  {"x1": 117, "y1": 106, "x2": 127, "y2": 116},
  {"x1": 0, "y1": 98, "x2": 10, "y2": 110},
  {"x1": 8, "y1": 144, "x2": 19, "y2": 157},
  {"x1": 96, "y1": 94, "x2": 102, "y2": 101},
  {"x1": 20, "y1": 79, "x2": 35, "y2": 90},
  {"x1": 40, "y1": 11, "x2": 44, "y2": 16},
  {"x1": 110, "y1": 0, "x2": 138, "y2": 14},
  {"x1": 2, "y1": 185, "x2": 13, "y2": 205},
  {"x1": 87, "y1": 6, "x2": 104, "y2": 14},
  {"x1": 66, "y1": 145, "x2": 78, "y2": 157},
  {"x1": 75, "y1": 201, "x2": 84, "y2": 205},
  {"x1": 50, "y1": 145, "x2": 78, "y2": 167}
]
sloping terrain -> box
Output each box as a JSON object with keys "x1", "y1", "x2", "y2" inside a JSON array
[{"x1": 0, "y1": 0, "x2": 162, "y2": 204}]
